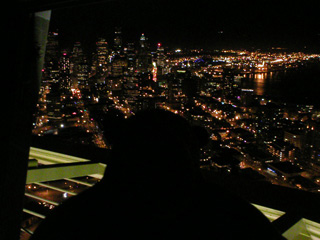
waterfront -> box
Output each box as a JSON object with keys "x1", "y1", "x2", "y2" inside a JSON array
[
  {"x1": 242, "y1": 61, "x2": 320, "y2": 107},
  {"x1": 6, "y1": 1, "x2": 320, "y2": 240}
]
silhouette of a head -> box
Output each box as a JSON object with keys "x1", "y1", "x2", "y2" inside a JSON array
[{"x1": 105, "y1": 109, "x2": 208, "y2": 188}]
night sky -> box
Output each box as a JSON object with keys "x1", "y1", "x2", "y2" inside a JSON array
[{"x1": 50, "y1": 0, "x2": 320, "y2": 52}]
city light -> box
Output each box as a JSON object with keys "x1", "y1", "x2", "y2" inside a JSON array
[
  {"x1": 33, "y1": 27, "x2": 320, "y2": 198},
  {"x1": 12, "y1": 2, "x2": 320, "y2": 239}
]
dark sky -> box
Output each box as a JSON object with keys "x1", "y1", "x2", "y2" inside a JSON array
[{"x1": 50, "y1": 0, "x2": 320, "y2": 52}]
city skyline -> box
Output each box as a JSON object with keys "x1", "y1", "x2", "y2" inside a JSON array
[
  {"x1": 50, "y1": 0, "x2": 320, "y2": 52},
  {"x1": 6, "y1": 1, "x2": 320, "y2": 239},
  {"x1": 34, "y1": 20, "x2": 320, "y2": 194}
]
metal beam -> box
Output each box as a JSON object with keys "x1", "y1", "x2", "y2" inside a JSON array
[
  {"x1": 23, "y1": 208, "x2": 46, "y2": 219},
  {"x1": 25, "y1": 193, "x2": 60, "y2": 206},
  {"x1": 252, "y1": 203, "x2": 285, "y2": 222},
  {"x1": 26, "y1": 162, "x2": 106, "y2": 184},
  {"x1": 29, "y1": 147, "x2": 90, "y2": 165},
  {"x1": 64, "y1": 178, "x2": 95, "y2": 187}
]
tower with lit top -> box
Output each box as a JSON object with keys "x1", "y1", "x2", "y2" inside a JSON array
[
  {"x1": 114, "y1": 27, "x2": 122, "y2": 54},
  {"x1": 70, "y1": 42, "x2": 89, "y2": 90},
  {"x1": 156, "y1": 42, "x2": 165, "y2": 76},
  {"x1": 137, "y1": 33, "x2": 152, "y2": 74},
  {"x1": 59, "y1": 50, "x2": 71, "y2": 90},
  {"x1": 140, "y1": 33, "x2": 146, "y2": 48}
]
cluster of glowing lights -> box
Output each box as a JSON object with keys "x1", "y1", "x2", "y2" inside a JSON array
[{"x1": 152, "y1": 62, "x2": 157, "y2": 82}]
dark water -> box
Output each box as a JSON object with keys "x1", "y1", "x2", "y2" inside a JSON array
[{"x1": 241, "y1": 61, "x2": 320, "y2": 107}]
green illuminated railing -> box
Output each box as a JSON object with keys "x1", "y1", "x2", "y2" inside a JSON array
[{"x1": 22, "y1": 147, "x2": 320, "y2": 240}]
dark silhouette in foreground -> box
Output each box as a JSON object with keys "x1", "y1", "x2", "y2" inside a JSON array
[{"x1": 31, "y1": 110, "x2": 285, "y2": 239}]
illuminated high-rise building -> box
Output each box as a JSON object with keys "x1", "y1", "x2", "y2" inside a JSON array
[
  {"x1": 70, "y1": 42, "x2": 89, "y2": 89},
  {"x1": 137, "y1": 33, "x2": 152, "y2": 74},
  {"x1": 46, "y1": 82, "x2": 62, "y2": 122},
  {"x1": 167, "y1": 70, "x2": 190, "y2": 107},
  {"x1": 156, "y1": 43, "x2": 165, "y2": 68},
  {"x1": 71, "y1": 42, "x2": 84, "y2": 60},
  {"x1": 126, "y1": 42, "x2": 136, "y2": 74},
  {"x1": 284, "y1": 131, "x2": 306, "y2": 150},
  {"x1": 114, "y1": 27, "x2": 122, "y2": 54},
  {"x1": 45, "y1": 31, "x2": 60, "y2": 62},
  {"x1": 70, "y1": 42, "x2": 83, "y2": 76},
  {"x1": 156, "y1": 43, "x2": 166, "y2": 76},
  {"x1": 111, "y1": 55, "x2": 127, "y2": 78},
  {"x1": 140, "y1": 33, "x2": 146, "y2": 48},
  {"x1": 122, "y1": 42, "x2": 139, "y2": 109},
  {"x1": 76, "y1": 60, "x2": 89, "y2": 90},
  {"x1": 123, "y1": 74, "x2": 140, "y2": 109},
  {"x1": 59, "y1": 50, "x2": 71, "y2": 90},
  {"x1": 96, "y1": 38, "x2": 109, "y2": 73},
  {"x1": 43, "y1": 31, "x2": 60, "y2": 84}
]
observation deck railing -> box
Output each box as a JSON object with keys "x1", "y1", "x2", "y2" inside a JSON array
[{"x1": 22, "y1": 147, "x2": 320, "y2": 240}]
